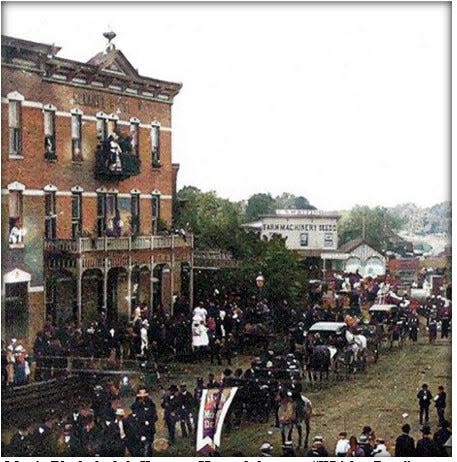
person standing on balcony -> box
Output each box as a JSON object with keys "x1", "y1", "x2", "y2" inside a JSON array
[
  {"x1": 108, "y1": 132, "x2": 122, "y2": 173},
  {"x1": 113, "y1": 209, "x2": 123, "y2": 237}
]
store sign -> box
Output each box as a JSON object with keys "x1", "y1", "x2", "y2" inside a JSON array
[
  {"x1": 261, "y1": 216, "x2": 338, "y2": 251},
  {"x1": 73, "y1": 91, "x2": 143, "y2": 112},
  {"x1": 263, "y1": 223, "x2": 337, "y2": 232}
]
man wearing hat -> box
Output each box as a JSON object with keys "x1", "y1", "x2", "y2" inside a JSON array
[
  {"x1": 306, "y1": 435, "x2": 329, "y2": 456},
  {"x1": 130, "y1": 388, "x2": 158, "y2": 455},
  {"x1": 259, "y1": 442, "x2": 273, "y2": 457},
  {"x1": 357, "y1": 434, "x2": 373, "y2": 456},
  {"x1": 395, "y1": 423, "x2": 416, "y2": 456},
  {"x1": 282, "y1": 440, "x2": 295, "y2": 456},
  {"x1": 416, "y1": 425, "x2": 440, "y2": 456},
  {"x1": 8, "y1": 424, "x2": 31, "y2": 456},
  {"x1": 176, "y1": 382, "x2": 196, "y2": 438},
  {"x1": 78, "y1": 412, "x2": 101, "y2": 456},
  {"x1": 161, "y1": 384, "x2": 180, "y2": 445},
  {"x1": 433, "y1": 420, "x2": 452, "y2": 456},
  {"x1": 434, "y1": 385, "x2": 447, "y2": 426},
  {"x1": 417, "y1": 383, "x2": 433, "y2": 425}
]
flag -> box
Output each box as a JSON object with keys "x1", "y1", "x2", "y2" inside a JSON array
[{"x1": 196, "y1": 387, "x2": 238, "y2": 453}]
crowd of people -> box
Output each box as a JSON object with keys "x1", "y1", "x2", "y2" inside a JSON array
[
  {"x1": 2, "y1": 269, "x2": 452, "y2": 456},
  {"x1": 257, "y1": 421, "x2": 450, "y2": 457}
]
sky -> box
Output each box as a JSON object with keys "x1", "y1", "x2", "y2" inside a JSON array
[{"x1": 2, "y1": 2, "x2": 450, "y2": 210}]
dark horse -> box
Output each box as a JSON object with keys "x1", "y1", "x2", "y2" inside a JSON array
[{"x1": 306, "y1": 345, "x2": 332, "y2": 382}]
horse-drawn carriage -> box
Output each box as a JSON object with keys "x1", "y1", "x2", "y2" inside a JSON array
[
  {"x1": 368, "y1": 303, "x2": 412, "y2": 347},
  {"x1": 303, "y1": 321, "x2": 371, "y2": 378}
]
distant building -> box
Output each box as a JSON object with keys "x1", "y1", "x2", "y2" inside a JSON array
[
  {"x1": 1, "y1": 34, "x2": 193, "y2": 343},
  {"x1": 242, "y1": 209, "x2": 341, "y2": 258},
  {"x1": 332, "y1": 237, "x2": 386, "y2": 277}
]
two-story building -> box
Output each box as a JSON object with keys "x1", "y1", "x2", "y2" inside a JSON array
[
  {"x1": 243, "y1": 209, "x2": 341, "y2": 257},
  {"x1": 1, "y1": 34, "x2": 193, "y2": 343}
]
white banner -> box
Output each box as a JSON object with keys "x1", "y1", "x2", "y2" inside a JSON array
[{"x1": 196, "y1": 387, "x2": 238, "y2": 453}]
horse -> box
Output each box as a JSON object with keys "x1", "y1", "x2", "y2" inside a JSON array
[
  {"x1": 278, "y1": 394, "x2": 312, "y2": 449},
  {"x1": 344, "y1": 329, "x2": 368, "y2": 371},
  {"x1": 306, "y1": 344, "x2": 332, "y2": 382}
]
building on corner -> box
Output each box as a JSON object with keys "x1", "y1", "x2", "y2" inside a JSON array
[{"x1": 1, "y1": 34, "x2": 193, "y2": 343}]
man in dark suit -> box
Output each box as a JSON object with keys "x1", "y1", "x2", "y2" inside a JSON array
[
  {"x1": 416, "y1": 425, "x2": 440, "y2": 456},
  {"x1": 395, "y1": 423, "x2": 416, "y2": 456},
  {"x1": 207, "y1": 372, "x2": 221, "y2": 388},
  {"x1": 434, "y1": 385, "x2": 446, "y2": 426},
  {"x1": 123, "y1": 411, "x2": 142, "y2": 456},
  {"x1": 130, "y1": 388, "x2": 158, "y2": 455},
  {"x1": 177, "y1": 382, "x2": 196, "y2": 438},
  {"x1": 433, "y1": 420, "x2": 452, "y2": 457},
  {"x1": 417, "y1": 383, "x2": 433, "y2": 425},
  {"x1": 161, "y1": 384, "x2": 180, "y2": 444}
]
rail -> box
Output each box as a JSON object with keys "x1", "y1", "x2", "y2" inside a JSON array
[{"x1": 44, "y1": 235, "x2": 193, "y2": 253}]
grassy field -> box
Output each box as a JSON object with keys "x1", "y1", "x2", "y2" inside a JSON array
[
  {"x1": 1, "y1": 331, "x2": 451, "y2": 456},
  {"x1": 149, "y1": 333, "x2": 451, "y2": 456}
]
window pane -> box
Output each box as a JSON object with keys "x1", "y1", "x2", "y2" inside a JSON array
[
  {"x1": 10, "y1": 128, "x2": 21, "y2": 155},
  {"x1": 72, "y1": 221, "x2": 81, "y2": 239},
  {"x1": 72, "y1": 194, "x2": 81, "y2": 219},
  {"x1": 130, "y1": 123, "x2": 139, "y2": 155},
  {"x1": 71, "y1": 115, "x2": 81, "y2": 139},
  {"x1": 9, "y1": 191, "x2": 21, "y2": 218},
  {"x1": 151, "y1": 125, "x2": 160, "y2": 161},
  {"x1": 107, "y1": 119, "x2": 117, "y2": 136},
  {"x1": 106, "y1": 194, "x2": 117, "y2": 217},
  {"x1": 97, "y1": 118, "x2": 107, "y2": 141},
  {"x1": 45, "y1": 192, "x2": 55, "y2": 215},
  {"x1": 151, "y1": 195, "x2": 160, "y2": 218},
  {"x1": 97, "y1": 194, "x2": 105, "y2": 216},
  {"x1": 44, "y1": 111, "x2": 54, "y2": 135},
  {"x1": 9, "y1": 101, "x2": 20, "y2": 128}
]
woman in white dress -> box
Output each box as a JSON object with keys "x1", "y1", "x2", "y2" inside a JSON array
[{"x1": 192, "y1": 321, "x2": 209, "y2": 362}]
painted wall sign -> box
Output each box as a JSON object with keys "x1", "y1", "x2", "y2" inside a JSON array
[{"x1": 260, "y1": 215, "x2": 339, "y2": 251}]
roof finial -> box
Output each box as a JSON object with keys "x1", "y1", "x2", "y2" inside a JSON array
[{"x1": 103, "y1": 29, "x2": 116, "y2": 52}]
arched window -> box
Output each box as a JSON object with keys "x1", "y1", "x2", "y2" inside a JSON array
[
  {"x1": 8, "y1": 91, "x2": 24, "y2": 156},
  {"x1": 71, "y1": 109, "x2": 83, "y2": 161},
  {"x1": 7, "y1": 181, "x2": 25, "y2": 248},
  {"x1": 151, "y1": 121, "x2": 161, "y2": 167},
  {"x1": 43, "y1": 104, "x2": 57, "y2": 160},
  {"x1": 151, "y1": 190, "x2": 161, "y2": 234}
]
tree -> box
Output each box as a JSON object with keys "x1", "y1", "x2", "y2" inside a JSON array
[
  {"x1": 175, "y1": 186, "x2": 242, "y2": 251},
  {"x1": 338, "y1": 205, "x2": 405, "y2": 252},
  {"x1": 294, "y1": 195, "x2": 315, "y2": 210},
  {"x1": 243, "y1": 193, "x2": 275, "y2": 222}
]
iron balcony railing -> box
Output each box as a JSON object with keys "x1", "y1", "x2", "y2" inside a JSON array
[{"x1": 44, "y1": 234, "x2": 192, "y2": 253}]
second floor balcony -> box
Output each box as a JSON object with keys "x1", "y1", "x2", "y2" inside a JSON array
[
  {"x1": 44, "y1": 234, "x2": 193, "y2": 254},
  {"x1": 94, "y1": 135, "x2": 141, "y2": 181}
]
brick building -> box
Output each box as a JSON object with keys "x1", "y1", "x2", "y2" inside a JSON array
[{"x1": 1, "y1": 34, "x2": 193, "y2": 343}]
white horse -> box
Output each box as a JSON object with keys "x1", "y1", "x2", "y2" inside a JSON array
[{"x1": 345, "y1": 329, "x2": 368, "y2": 370}]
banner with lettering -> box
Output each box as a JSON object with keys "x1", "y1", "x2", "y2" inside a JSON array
[{"x1": 196, "y1": 387, "x2": 238, "y2": 453}]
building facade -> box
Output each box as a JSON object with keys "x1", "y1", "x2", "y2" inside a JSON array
[
  {"x1": 1, "y1": 35, "x2": 193, "y2": 343},
  {"x1": 244, "y1": 209, "x2": 340, "y2": 258}
]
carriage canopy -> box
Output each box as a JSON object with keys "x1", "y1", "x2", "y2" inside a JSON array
[
  {"x1": 308, "y1": 321, "x2": 347, "y2": 334},
  {"x1": 368, "y1": 304, "x2": 397, "y2": 313}
]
